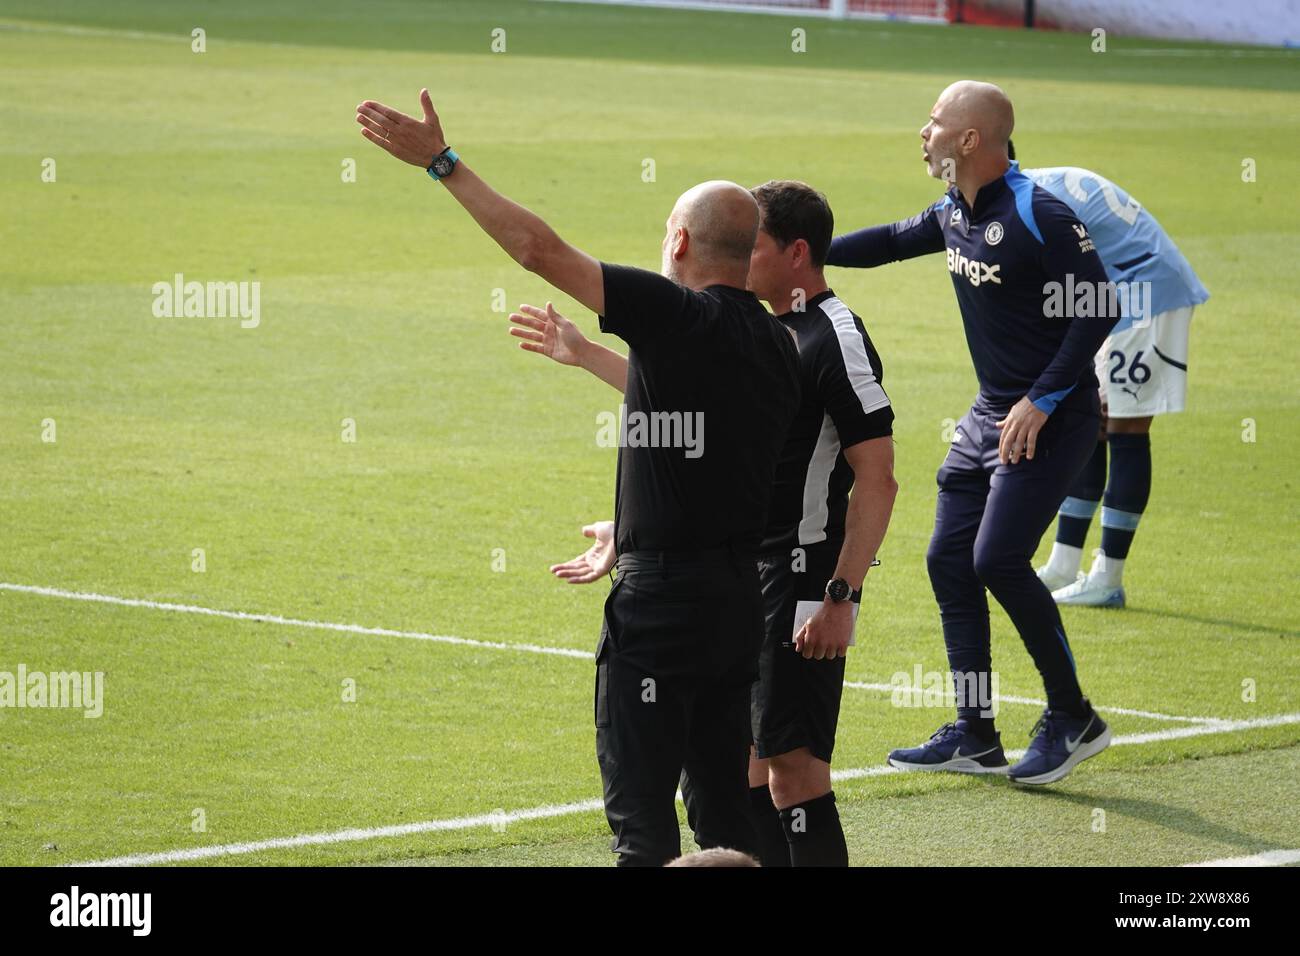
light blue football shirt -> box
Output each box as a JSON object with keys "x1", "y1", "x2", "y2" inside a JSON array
[{"x1": 1023, "y1": 167, "x2": 1209, "y2": 332}]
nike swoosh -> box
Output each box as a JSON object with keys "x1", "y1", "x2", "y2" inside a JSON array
[
  {"x1": 952, "y1": 745, "x2": 996, "y2": 761},
  {"x1": 1065, "y1": 715, "x2": 1095, "y2": 752}
]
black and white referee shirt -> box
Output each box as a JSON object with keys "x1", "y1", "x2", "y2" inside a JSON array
[{"x1": 759, "y1": 289, "x2": 893, "y2": 553}]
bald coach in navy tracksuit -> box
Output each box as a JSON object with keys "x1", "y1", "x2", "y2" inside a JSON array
[{"x1": 828, "y1": 81, "x2": 1120, "y2": 785}]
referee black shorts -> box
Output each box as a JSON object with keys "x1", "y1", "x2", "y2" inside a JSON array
[{"x1": 753, "y1": 539, "x2": 856, "y2": 764}]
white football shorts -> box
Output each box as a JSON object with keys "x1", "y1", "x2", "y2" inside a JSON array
[{"x1": 1095, "y1": 306, "x2": 1194, "y2": 418}]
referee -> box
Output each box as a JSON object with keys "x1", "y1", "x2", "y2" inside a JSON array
[
  {"x1": 744, "y1": 181, "x2": 896, "y2": 865},
  {"x1": 827, "y1": 81, "x2": 1119, "y2": 785},
  {"x1": 355, "y1": 91, "x2": 801, "y2": 864},
  {"x1": 519, "y1": 181, "x2": 898, "y2": 866}
]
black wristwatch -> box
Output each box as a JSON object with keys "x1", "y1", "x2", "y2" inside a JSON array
[
  {"x1": 426, "y1": 146, "x2": 459, "y2": 181},
  {"x1": 825, "y1": 577, "x2": 859, "y2": 603}
]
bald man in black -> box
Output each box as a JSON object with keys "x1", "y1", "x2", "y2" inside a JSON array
[
  {"x1": 356, "y1": 92, "x2": 801, "y2": 865},
  {"x1": 595, "y1": 182, "x2": 802, "y2": 865}
]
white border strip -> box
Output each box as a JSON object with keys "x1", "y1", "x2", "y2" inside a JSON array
[
  {"x1": 533, "y1": 0, "x2": 949, "y2": 26},
  {"x1": 69, "y1": 711, "x2": 1300, "y2": 866}
]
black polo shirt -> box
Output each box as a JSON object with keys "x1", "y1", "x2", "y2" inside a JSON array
[{"x1": 598, "y1": 262, "x2": 801, "y2": 556}]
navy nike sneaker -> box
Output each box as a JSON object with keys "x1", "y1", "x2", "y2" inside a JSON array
[
  {"x1": 1008, "y1": 699, "x2": 1112, "y2": 785},
  {"x1": 887, "y1": 720, "x2": 1009, "y2": 774}
]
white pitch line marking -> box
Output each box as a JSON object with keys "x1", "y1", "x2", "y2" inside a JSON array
[
  {"x1": 1184, "y1": 848, "x2": 1300, "y2": 867},
  {"x1": 0, "y1": 582, "x2": 592, "y2": 660},
  {"x1": 68, "y1": 711, "x2": 1300, "y2": 867},
  {"x1": 0, "y1": 19, "x2": 303, "y2": 50},
  {"x1": 3, "y1": 582, "x2": 1228, "y2": 724},
  {"x1": 74, "y1": 799, "x2": 607, "y2": 868},
  {"x1": 0, "y1": 19, "x2": 183, "y2": 43},
  {"x1": 843, "y1": 681, "x2": 1224, "y2": 725}
]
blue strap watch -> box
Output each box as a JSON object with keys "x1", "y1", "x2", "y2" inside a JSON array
[{"x1": 427, "y1": 146, "x2": 459, "y2": 181}]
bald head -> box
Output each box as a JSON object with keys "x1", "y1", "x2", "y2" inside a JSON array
[
  {"x1": 937, "y1": 80, "x2": 1015, "y2": 150},
  {"x1": 921, "y1": 81, "x2": 1015, "y2": 195},
  {"x1": 668, "y1": 180, "x2": 759, "y2": 270}
]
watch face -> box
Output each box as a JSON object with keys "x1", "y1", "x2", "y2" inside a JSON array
[
  {"x1": 431, "y1": 156, "x2": 454, "y2": 177},
  {"x1": 827, "y1": 578, "x2": 850, "y2": 602}
]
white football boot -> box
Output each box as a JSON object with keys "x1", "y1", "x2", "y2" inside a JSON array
[
  {"x1": 1036, "y1": 563, "x2": 1077, "y2": 593},
  {"x1": 1052, "y1": 569, "x2": 1126, "y2": 608}
]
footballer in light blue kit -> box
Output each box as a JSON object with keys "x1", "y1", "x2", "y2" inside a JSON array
[{"x1": 1017, "y1": 146, "x2": 1210, "y2": 608}]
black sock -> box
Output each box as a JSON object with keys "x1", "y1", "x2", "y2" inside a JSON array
[
  {"x1": 748, "y1": 785, "x2": 790, "y2": 867},
  {"x1": 956, "y1": 715, "x2": 998, "y2": 742},
  {"x1": 1100, "y1": 433, "x2": 1151, "y2": 561},
  {"x1": 779, "y1": 791, "x2": 848, "y2": 867},
  {"x1": 1056, "y1": 439, "x2": 1107, "y2": 547},
  {"x1": 1069, "y1": 696, "x2": 1095, "y2": 720},
  {"x1": 954, "y1": 669, "x2": 998, "y2": 738}
]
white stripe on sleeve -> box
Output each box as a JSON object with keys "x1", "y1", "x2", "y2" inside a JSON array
[{"x1": 819, "y1": 296, "x2": 890, "y2": 414}]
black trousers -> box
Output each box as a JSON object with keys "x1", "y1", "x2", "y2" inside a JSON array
[{"x1": 595, "y1": 550, "x2": 763, "y2": 867}]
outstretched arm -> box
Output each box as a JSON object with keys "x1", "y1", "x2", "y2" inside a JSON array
[
  {"x1": 356, "y1": 89, "x2": 604, "y2": 316},
  {"x1": 826, "y1": 203, "x2": 947, "y2": 268},
  {"x1": 509, "y1": 303, "x2": 628, "y2": 392}
]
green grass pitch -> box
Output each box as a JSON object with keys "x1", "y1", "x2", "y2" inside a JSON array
[{"x1": 1, "y1": 0, "x2": 1297, "y2": 866}]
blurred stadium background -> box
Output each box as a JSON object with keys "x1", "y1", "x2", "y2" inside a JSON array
[{"x1": 554, "y1": 0, "x2": 1299, "y2": 44}]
